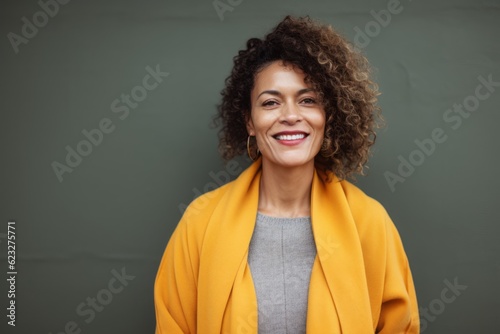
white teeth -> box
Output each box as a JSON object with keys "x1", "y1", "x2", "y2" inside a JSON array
[{"x1": 276, "y1": 134, "x2": 306, "y2": 141}]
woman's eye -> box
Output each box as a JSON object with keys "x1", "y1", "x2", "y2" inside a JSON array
[
  {"x1": 301, "y1": 98, "x2": 316, "y2": 104},
  {"x1": 262, "y1": 100, "x2": 278, "y2": 107}
]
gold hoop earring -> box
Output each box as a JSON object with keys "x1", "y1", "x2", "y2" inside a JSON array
[{"x1": 247, "y1": 136, "x2": 260, "y2": 161}]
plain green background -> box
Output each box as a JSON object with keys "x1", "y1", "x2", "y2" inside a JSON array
[{"x1": 1, "y1": 0, "x2": 499, "y2": 333}]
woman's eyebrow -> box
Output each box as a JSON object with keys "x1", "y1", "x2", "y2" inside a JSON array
[{"x1": 256, "y1": 88, "x2": 316, "y2": 99}]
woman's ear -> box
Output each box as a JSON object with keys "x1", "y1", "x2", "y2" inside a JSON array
[{"x1": 245, "y1": 112, "x2": 255, "y2": 136}]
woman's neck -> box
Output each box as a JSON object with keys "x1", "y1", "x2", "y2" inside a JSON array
[{"x1": 258, "y1": 159, "x2": 315, "y2": 218}]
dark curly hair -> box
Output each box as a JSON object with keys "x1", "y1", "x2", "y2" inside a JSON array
[{"x1": 214, "y1": 15, "x2": 382, "y2": 180}]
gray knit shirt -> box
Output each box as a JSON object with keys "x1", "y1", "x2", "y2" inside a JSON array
[{"x1": 248, "y1": 212, "x2": 317, "y2": 334}]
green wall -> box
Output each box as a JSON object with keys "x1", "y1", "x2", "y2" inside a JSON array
[{"x1": 1, "y1": 0, "x2": 499, "y2": 333}]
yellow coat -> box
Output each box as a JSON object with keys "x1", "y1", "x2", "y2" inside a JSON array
[{"x1": 155, "y1": 159, "x2": 420, "y2": 333}]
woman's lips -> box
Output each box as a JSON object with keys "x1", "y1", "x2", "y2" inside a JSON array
[{"x1": 273, "y1": 132, "x2": 309, "y2": 146}]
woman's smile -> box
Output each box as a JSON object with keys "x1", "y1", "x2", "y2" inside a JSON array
[{"x1": 272, "y1": 131, "x2": 309, "y2": 145}]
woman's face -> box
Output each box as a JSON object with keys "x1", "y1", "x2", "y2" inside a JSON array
[{"x1": 247, "y1": 60, "x2": 326, "y2": 169}]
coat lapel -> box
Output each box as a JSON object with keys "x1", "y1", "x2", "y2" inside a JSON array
[
  {"x1": 198, "y1": 159, "x2": 261, "y2": 333},
  {"x1": 309, "y1": 170, "x2": 373, "y2": 332}
]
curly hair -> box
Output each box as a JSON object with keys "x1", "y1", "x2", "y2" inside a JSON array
[{"x1": 214, "y1": 15, "x2": 382, "y2": 180}]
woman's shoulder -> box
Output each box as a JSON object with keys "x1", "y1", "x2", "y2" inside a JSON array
[
  {"x1": 335, "y1": 179, "x2": 402, "y2": 251},
  {"x1": 339, "y1": 179, "x2": 386, "y2": 213},
  {"x1": 170, "y1": 181, "x2": 233, "y2": 251},
  {"x1": 181, "y1": 181, "x2": 232, "y2": 225},
  {"x1": 336, "y1": 179, "x2": 391, "y2": 230}
]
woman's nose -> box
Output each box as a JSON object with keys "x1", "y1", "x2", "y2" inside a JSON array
[{"x1": 280, "y1": 103, "x2": 302, "y2": 124}]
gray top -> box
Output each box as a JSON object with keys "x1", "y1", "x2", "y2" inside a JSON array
[{"x1": 248, "y1": 212, "x2": 317, "y2": 334}]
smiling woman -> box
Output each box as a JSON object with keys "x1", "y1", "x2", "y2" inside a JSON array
[
  {"x1": 246, "y1": 62, "x2": 327, "y2": 218},
  {"x1": 154, "y1": 15, "x2": 420, "y2": 334}
]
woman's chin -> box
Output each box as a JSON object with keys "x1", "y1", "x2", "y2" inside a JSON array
[{"x1": 262, "y1": 154, "x2": 316, "y2": 169}]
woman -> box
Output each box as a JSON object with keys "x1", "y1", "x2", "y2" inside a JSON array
[{"x1": 155, "y1": 16, "x2": 419, "y2": 333}]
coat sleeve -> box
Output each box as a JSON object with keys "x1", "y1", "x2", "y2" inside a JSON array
[
  {"x1": 376, "y1": 213, "x2": 420, "y2": 334},
  {"x1": 154, "y1": 216, "x2": 199, "y2": 334}
]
